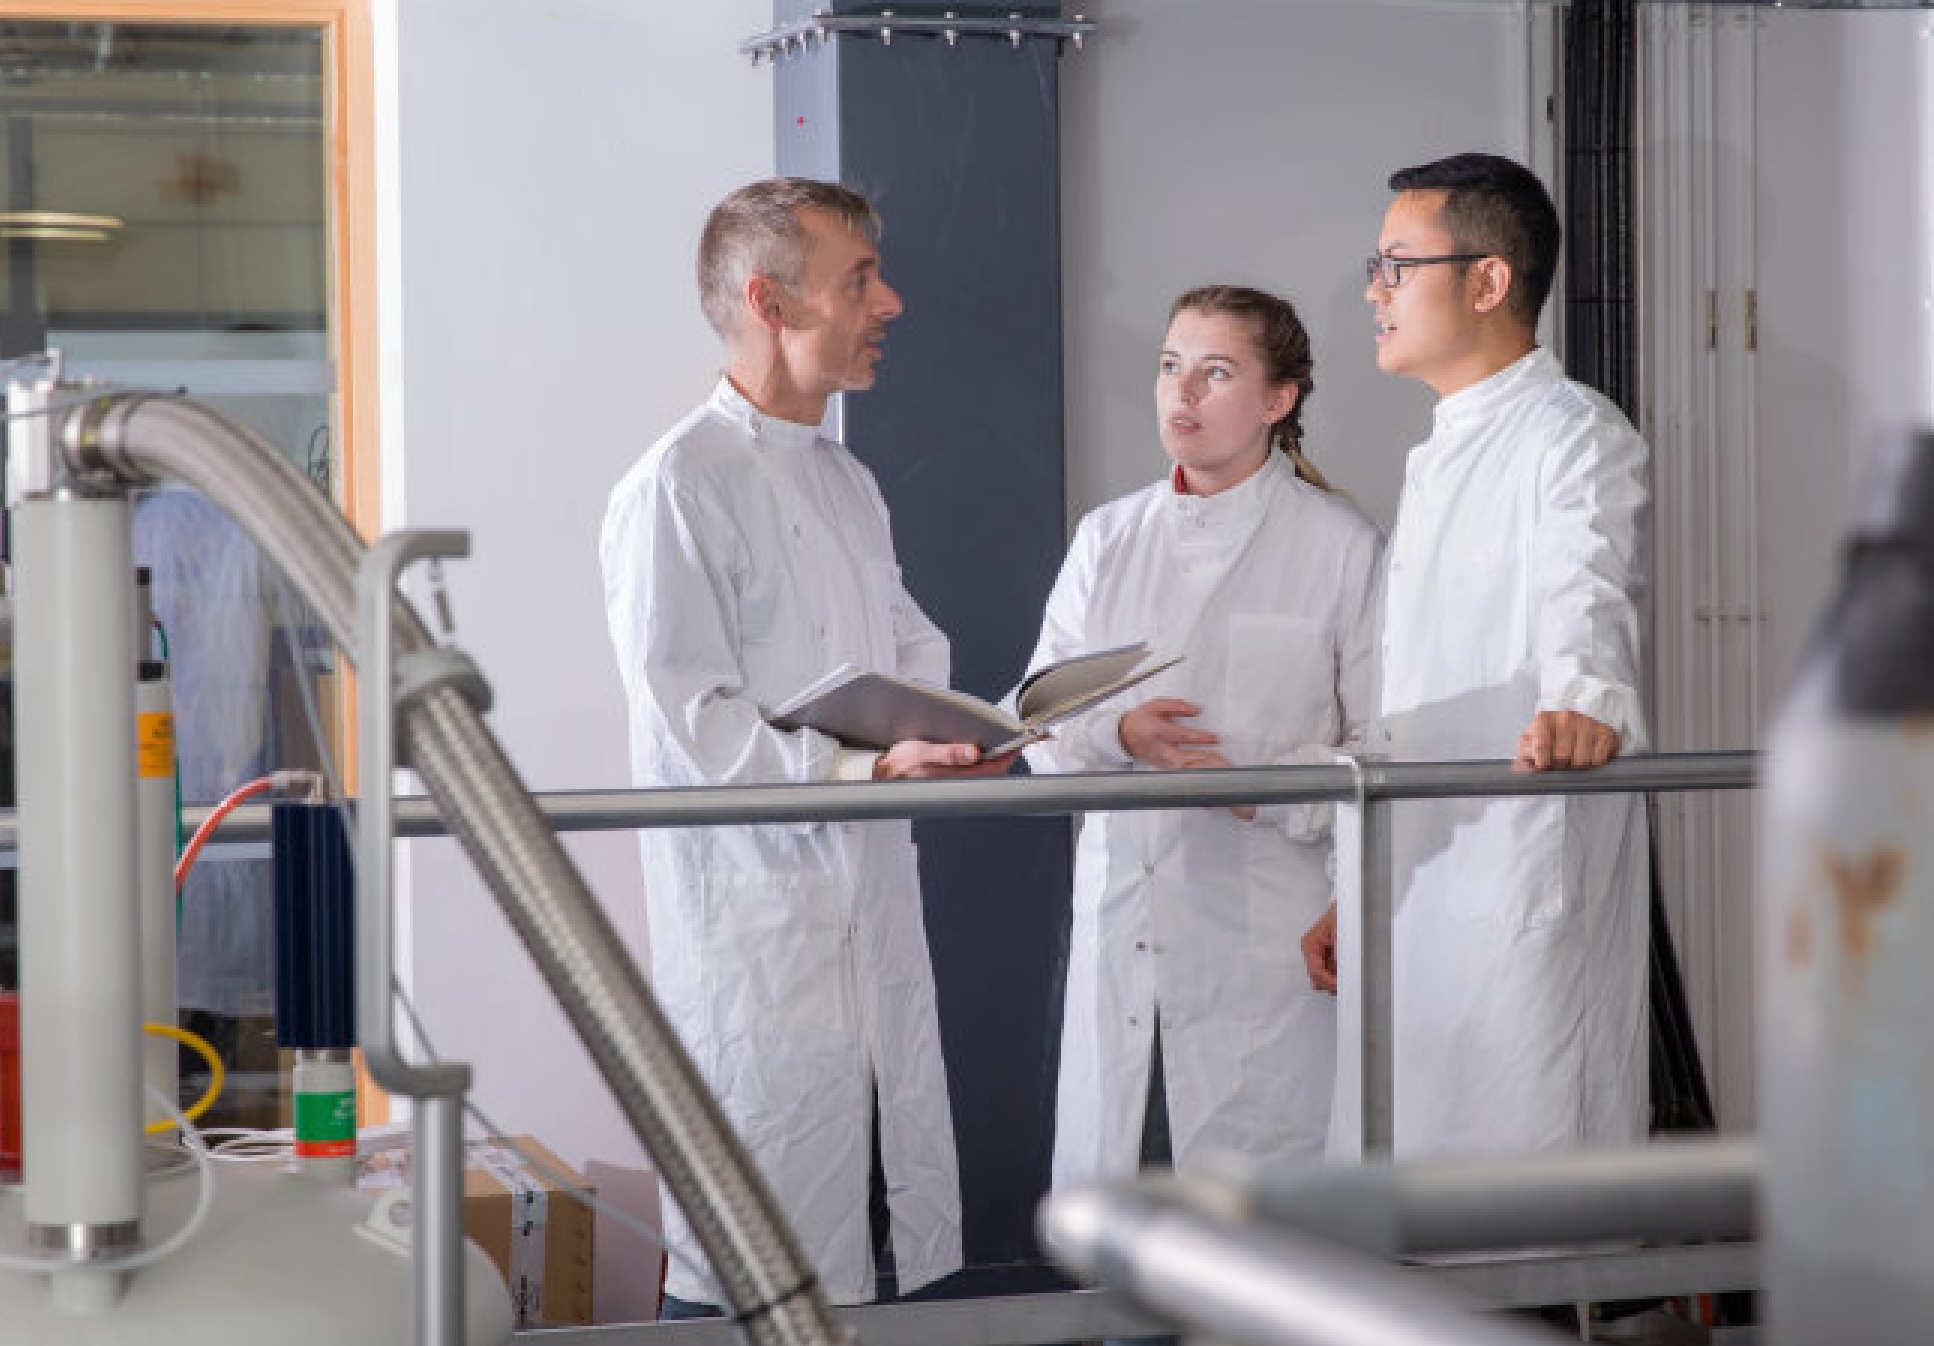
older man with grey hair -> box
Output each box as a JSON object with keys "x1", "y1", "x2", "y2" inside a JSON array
[{"x1": 600, "y1": 177, "x2": 1006, "y2": 1318}]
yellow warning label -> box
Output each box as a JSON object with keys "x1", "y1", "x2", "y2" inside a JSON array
[{"x1": 137, "y1": 711, "x2": 175, "y2": 779}]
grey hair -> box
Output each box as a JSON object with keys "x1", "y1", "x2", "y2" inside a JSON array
[{"x1": 696, "y1": 177, "x2": 881, "y2": 340}]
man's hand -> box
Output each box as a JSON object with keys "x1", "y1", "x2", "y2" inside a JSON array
[
  {"x1": 1301, "y1": 902, "x2": 1338, "y2": 994},
  {"x1": 1513, "y1": 710, "x2": 1620, "y2": 771},
  {"x1": 873, "y1": 740, "x2": 1018, "y2": 780}
]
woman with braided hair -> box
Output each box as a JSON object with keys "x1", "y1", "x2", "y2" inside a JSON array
[{"x1": 1019, "y1": 284, "x2": 1384, "y2": 1181}]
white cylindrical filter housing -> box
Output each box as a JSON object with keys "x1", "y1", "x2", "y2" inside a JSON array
[
  {"x1": 1761, "y1": 430, "x2": 1934, "y2": 1346},
  {"x1": 134, "y1": 675, "x2": 177, "y2": 1135},
  {"x1": 1763, "y1": 722, "x2": 1934, "y2": 1344},
  {"x1": 14, "y1": 495, "x2": 145, "y2": 1248}
]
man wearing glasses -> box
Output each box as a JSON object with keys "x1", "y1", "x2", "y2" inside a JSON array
[{"x1": 1304, "y1": 153, "x2": 1652, "y2": 1159}]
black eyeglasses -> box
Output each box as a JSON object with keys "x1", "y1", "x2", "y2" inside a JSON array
[{"x1": 1364, "y1": 251, "x2": 1489, "y2": 289}]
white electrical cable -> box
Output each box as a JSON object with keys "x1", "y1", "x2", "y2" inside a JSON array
[
  {"x1": 204, "y1": 1127, "x2": 296, "y2": 1163},
  {"x1": 0, "y1": 1085, "x2": 215, "y2": 1275}
]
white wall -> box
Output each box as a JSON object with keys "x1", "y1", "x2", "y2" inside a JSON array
[
  {"x1": 378, "y1": 0, "x2": 771, "y2": 1322},
  {"x1": 1754, "y1": 9, "x2": 1934, "y2": 716},
  {"x1": 1060, "y1": 0, "x2": 1535, "y2": 532}
]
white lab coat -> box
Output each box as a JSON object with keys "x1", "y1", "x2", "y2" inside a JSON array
[
  {"x1": 1022, "y1": 452, "x2": 1383, "y2": 1184},
  {"x1": 1329, "y1": 347, "x2": 1652, "y2": 1159},
  {"x1": 598, "y1": 379, "x2": 963, "y2": 1305}
]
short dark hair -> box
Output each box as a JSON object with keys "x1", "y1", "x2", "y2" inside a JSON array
[
  {"x1": 1388, "y1": 153, "x2": 1560, "y2": 327},
  {"x1": 696, "y1": 178, "x2": 880, "y2": 340}
]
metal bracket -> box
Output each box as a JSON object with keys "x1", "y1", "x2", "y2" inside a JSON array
[
  {"x1": 742, "y1": 9, "x2": 1095, "y2": 65},
  {"x1": 4, "y1": 352, "x2": 63, "y2": 505},
  {"x1": 355, "y1": 528, "x2": 475, "y2": 1346},
  {"x1": 394, "y1": 646, "x2": 492, "y2": 720}
]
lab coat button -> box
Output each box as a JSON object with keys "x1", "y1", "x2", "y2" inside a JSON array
[
  {"x1": 1135, "y1": 940, "x2": 1147, "y2": 952},
  {"x1": 1142, "y1": 861, "x2": 1155, "y2": 877}
]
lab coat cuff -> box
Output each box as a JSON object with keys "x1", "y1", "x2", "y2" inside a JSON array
[
  {"x1": 1088, "y1": 712, "x2": 1135, "y2": 767},
  {"x1": 832, "y1": 749, "x2": 882, "y2": 782},
  {"x1": 1537, "y1": 676, "x2": 1647, "y2": 752},
  {"x1": 1258, "y1": 800, "x2": 1334, "y2": 843},
  {"x1": 1254, "y1": 744, "x2": 1345, "y2": 840}
]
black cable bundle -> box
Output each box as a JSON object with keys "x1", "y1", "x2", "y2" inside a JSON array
[
  {"x1": 1564, "y1": 0, "x2": 1639, "y2": 421},
  {"x1": 1564, "y1": 0, "x2": 1718, "y2": 1142}
]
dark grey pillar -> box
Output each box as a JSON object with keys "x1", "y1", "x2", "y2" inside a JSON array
[{"x1": 775, "y1": 3, "x2": 1073, "y2": 1296}]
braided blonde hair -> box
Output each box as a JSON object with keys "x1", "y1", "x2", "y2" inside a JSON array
[{"x1": 1168, "y1": 285, "x2": 1332, "y2": 492}]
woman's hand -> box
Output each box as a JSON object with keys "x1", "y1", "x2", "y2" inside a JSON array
[
  {"x1": 1118, "y1": 698, "x2": 1219, "y2": 766},
  {"x1": 1117, "y1": 699, "x2": 1253, "y2": 820}
]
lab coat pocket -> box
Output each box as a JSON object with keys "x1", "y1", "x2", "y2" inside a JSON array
[
  {"x1": 698, "y1": 867, "x2": 854, "y2": 1092},
  {"x1": 1224, "y1": 615, "x2": 1333, "y2": 750},
  {"x1": 1436, "y1": 796, "x2": 1568, "y2": 933}
]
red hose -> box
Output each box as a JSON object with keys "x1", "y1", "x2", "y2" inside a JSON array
[{"x1": 174, "y1": 776, "x2": 277, "y2": 891}]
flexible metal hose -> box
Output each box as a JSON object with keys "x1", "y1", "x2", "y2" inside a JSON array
[{"x1": 60, "y1": 394, "x2": 847, "y2": 1346}]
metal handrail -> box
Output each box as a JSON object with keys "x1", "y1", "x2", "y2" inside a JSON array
[
  {"x1": 1190, "y1": 1138, "x2": 1759, "y2": 1255},
  {"x1": 1042, "y1": 1186, "x2": 1565, "y2": 1346},
  {"x1": 0, "y1": 750, "x2": 1756, "y2": 850}
]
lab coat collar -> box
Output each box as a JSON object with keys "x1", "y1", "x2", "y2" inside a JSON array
[
  {"x1": 709, "y1": 376, "x2": 824, "y2": 454},
  {"x1": 1431, "y1": 346, "x2": 1561, "y2": 433},
  {"x1": 1166, "y1": 448, "x2": 1286, "y2": 535}
]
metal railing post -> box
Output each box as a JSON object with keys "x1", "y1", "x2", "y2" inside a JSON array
[
  {"x1": 356, "y1": 529, "x2": 477, "y2": 1346},
  {"x1": 1358, "y1": 790, "x2": 1396, "y2": 1158}
]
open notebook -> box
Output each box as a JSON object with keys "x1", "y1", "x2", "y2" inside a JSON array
[{"x1": 767, "y1": 642, "x2": 1181, "y2": 757}]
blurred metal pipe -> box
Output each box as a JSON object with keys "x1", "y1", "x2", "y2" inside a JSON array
[
  {"x1": 1041, "y1": 1184, "x2": 1563, "y2": 1346},
  {"x1": 1194, "y1": 1139, "x2": 1758, "y2": 1257}
]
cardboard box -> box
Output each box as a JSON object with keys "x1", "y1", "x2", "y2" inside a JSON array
[{"x1": 463, "y1": 1136, "x2": 596, "y2": 1328}]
